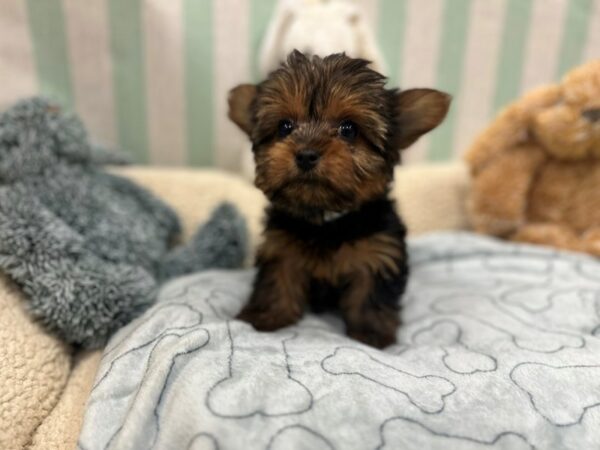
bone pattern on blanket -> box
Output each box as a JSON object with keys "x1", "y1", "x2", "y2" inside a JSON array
[
  {"x1": 431, "y1": 294, "x2": 585, "y2": 353},
  {"x1": 266, "y1": 425, "x2": 334, "y2": 450},
  {"x1": 206, "y1": 325, "x2": 314, "y2": 418},
  {"x1": 411, "y1": 320, "x2": 497, "y2": 375},
  {"x1": 322, "y1": 347, "x2": 455, "y2": 414},
  {"x1": 510, "y1": 363, "x2": 600, "y2": 427},
  {"x1": 377, "y1": 417, "x2": 533, "y2": 450},
  {"x1": 79, "y1": 233, "x2": 600, "y2": 450}
]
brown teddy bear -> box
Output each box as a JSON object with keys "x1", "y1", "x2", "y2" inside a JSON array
[{"x1": 465, "y1": 60, "x2": 600, "y2": 256}]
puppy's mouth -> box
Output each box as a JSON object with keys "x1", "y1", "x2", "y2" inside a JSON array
[{"x1": 270, "y1": 176, "x2": 355, "y2": 212}]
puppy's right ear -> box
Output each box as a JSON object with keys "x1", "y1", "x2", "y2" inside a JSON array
[
  {"x1": 391, "y1": 88, "x2": 451, "y2": 150},
  {"x1": 228, "y1": 84, "x2": 257, "y2": 136}
]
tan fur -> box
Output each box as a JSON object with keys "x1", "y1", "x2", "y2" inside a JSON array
[
  {"x1": 259, "y1": 229, "x2": 405, "y2": 284},
  {"x1": 247, "y1": 228, "x2": 404, "y2": 347},
  {"x1": 237, "y1": 256, "x2": 308, "y2": 331},
  {"x1": 229, "y1": 52, "x2": 450, "y2": 347},
  {"x1": 229, "y1": 54, "x2": 450, "y2": 211},
  {"x1": 338, "y1": 270, "x2": 399, "y2": 349},
  {"x1": 228, "y1": 84, "x2": 257, "y2": 135},
  {"x1": 253, "y1": 119, "x2": 390, "y2": 216},
  {"x1": 466, "y1": 60, "x2": 600, "y2": 255},
  {"x1": 393, "y1": 89, "x2": 452, "y2": 149}
]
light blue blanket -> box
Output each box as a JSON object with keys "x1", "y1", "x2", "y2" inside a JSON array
[{"x1": 79, "y1": 232, "x2": 600, "y2": 450}]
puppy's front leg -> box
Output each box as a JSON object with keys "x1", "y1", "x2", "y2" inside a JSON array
[
  {"x1": 237, "y1": 259, "x2": 307, "y2": 331},
  {"x1": 339, "y1": 271, "x2": 403, "y2": 349}
]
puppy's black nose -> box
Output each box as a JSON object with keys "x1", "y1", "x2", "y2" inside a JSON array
[
  {"x1": 583, "y1": 108, "x2": 600, "y2": 122},
  {"x1": 295, "y1": 149, "x2": 320, "y2": 171}
]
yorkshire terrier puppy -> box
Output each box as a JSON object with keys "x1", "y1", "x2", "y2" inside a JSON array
[{"x1": 228, "y1": 51, "x2": 450, "y2": 348}]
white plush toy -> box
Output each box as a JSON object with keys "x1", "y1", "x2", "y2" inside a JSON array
[
  {"x1": 259, "y1": 0, "x2": 386, "y2": 77},
  {"x1": 240, "y1": 0, "x2": 387, "y2": 178}
]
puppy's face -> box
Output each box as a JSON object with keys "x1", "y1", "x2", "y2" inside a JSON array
[{"x1": 229, "y1": 51, "x2": 450, "y2": 217}]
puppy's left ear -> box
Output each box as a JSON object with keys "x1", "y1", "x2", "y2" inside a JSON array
[
  {"x1": 228, "y1": 84, "x2": 257, "y2": 136},
  {"x1": 391, "y1": 88, "x2": 451, "y2": 149}
]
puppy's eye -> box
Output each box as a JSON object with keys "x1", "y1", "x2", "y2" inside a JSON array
[
  {"x1": 338, "y1": 120, "x2": 358, "y2": 140},
  {"x1": 278, "y1": 119, "x2": 295, "y2": 138}
]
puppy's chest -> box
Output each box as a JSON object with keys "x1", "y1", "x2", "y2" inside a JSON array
[{"x1": 258, "y1": 228, "x2": 405, "y2": 283}]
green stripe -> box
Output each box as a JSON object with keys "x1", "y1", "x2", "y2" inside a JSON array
[
  {"x1": 183, "y1": 0, "x2": 214, "y2": 166},
  {"x1": 556, "y1": 0, "x2": 594, "y2": 78},
  {"x1": 107, "y1": 0, "x2": 148, "y2": 163},
  {"x1": 492, "y1": 0, "x2": 533, "y2": 112},
  {"x1": 427, "y1": 0, "x2": 472, "y2": 161},
  {"x1": 250, "y1": 0, "x2": 276, "y2": 80},
  {"x1": 378, "y1": 0, "x2": 407, "y2": 87},
  {"x1": 25, "y1": 0, "x2": 73, "y2": 108}
]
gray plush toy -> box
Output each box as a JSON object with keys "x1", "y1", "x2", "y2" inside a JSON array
[{"x1": 0, "y1": 98, "x2": 247, "y2": 348}]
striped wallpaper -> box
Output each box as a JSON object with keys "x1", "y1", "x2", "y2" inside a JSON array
[{"x1": 0, "y1": 0, "x2": 599, "y2": 171}]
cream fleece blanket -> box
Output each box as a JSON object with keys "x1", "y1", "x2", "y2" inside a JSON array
[
  {"x1": 0, "y1": 163, "x2": 468, "y2": 449},
  {"x1": 0, "y1": 274, "x2": 71, "y2": 450}
]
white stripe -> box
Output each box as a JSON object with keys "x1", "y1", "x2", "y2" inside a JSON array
[
  {"x1": 0, "y1": 1, "x2": 37, "y2": 111},
  {"x1": 453, "y1": 0, "x2": 506, "y2": 157},
  {"x1": 520, "y1": 0, "x2": 567, "y2": 92},
  {"x1": 214, "y1": 0, "x2": 251, "y2": 172},
  {"x1": 62, "y1": 0, "x2": 117, "y2": 148},
  {"x1": 400, "y1": 0, "x2": 444, "y2": 164},
  {"x1": 142, "y1": 0, "x2": 187, "y2": 165},
  {"x1": 583, "y1": 0, "x2": 600, "y2": 60},
  {"x1": 354, "y1": 0, "x2": 379, "y2": 29}
]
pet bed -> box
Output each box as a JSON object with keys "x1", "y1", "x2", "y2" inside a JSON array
[{"x1": 78, "y1": 232, "x2": 600, "y2": 450}]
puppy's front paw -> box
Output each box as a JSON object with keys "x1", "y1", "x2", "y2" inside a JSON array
[
  {"x1": 347, "y1": 327, "x2": 397, "y2": 349},
  {"x1": 236, "y1": 307, "x2": 300, "y2": 332}
]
